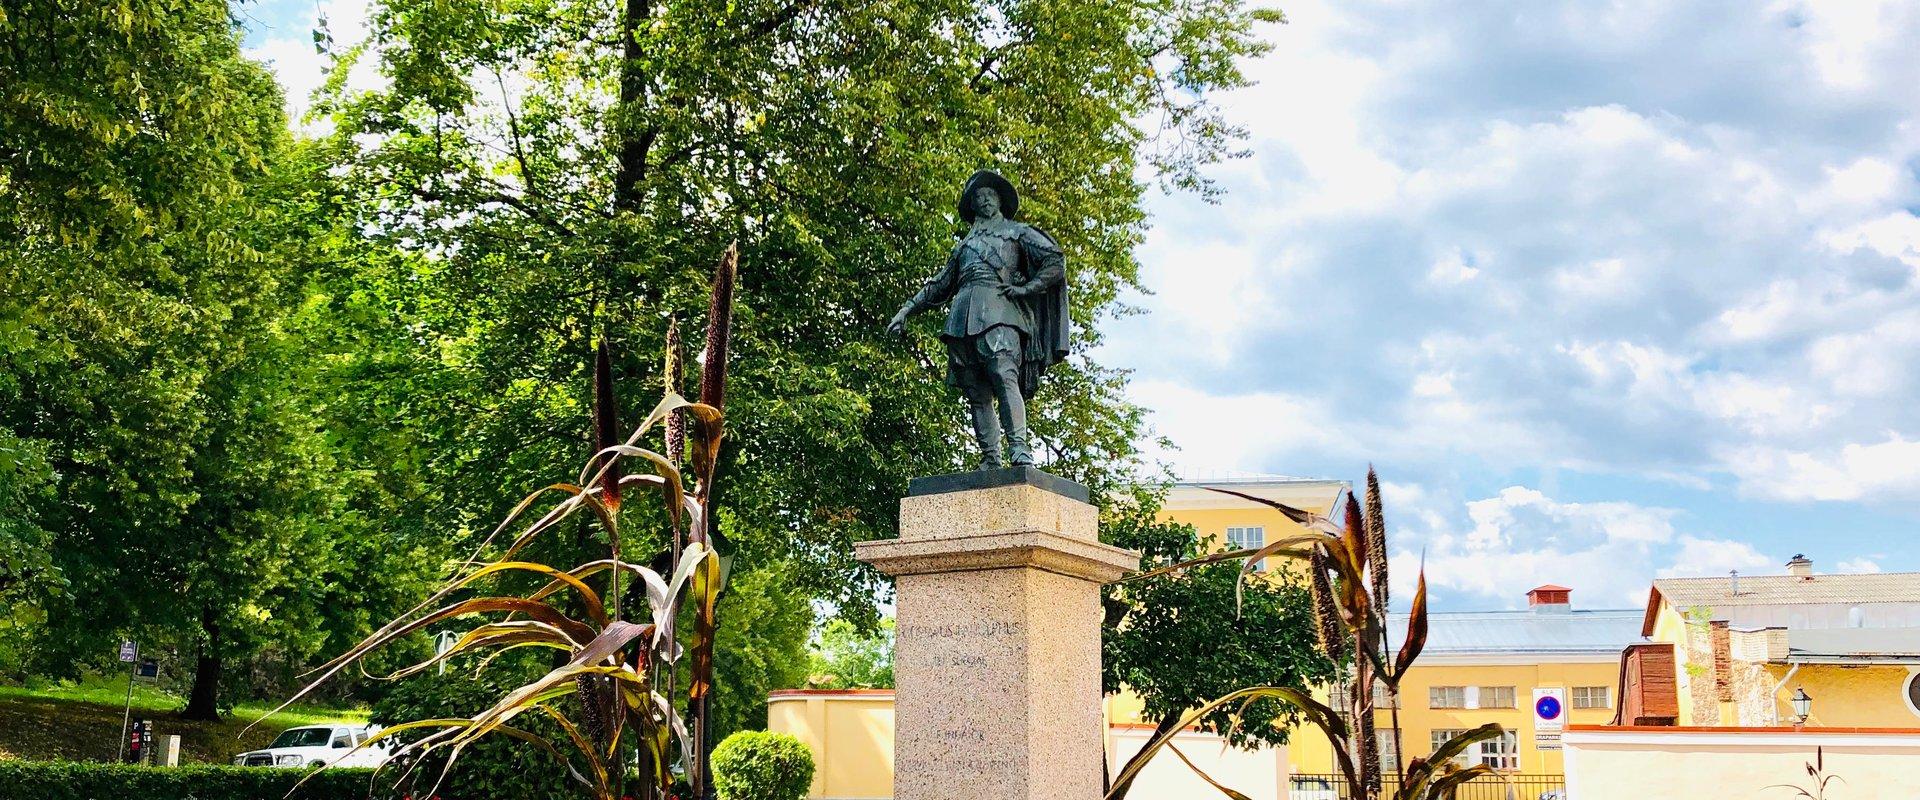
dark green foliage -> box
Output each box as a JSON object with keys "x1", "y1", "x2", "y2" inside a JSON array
[
  {"x1": 1102, "y1": 488, "x2": 1339, "y2": 749},
  {"x1": 367, "y1": 658, "x2": 582, "y2": 800},
  {"x1": 0, "y1": 761, "x2": 381, "y2": 800},
  {"x1": 711, "y1": 731, "x2": 815, "y2": 800},
  {"x1": 711, "y1": 563, "x2": 816, "y2": 744}
]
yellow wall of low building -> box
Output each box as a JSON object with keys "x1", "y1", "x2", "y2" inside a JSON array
[
  {"x1": 768, "y1": 693, "x2": 895, "y2": 799},
  {"x1": 1775, "y1": 664, "x2": 1920, "y2": 728},
  {"x1": 1346, "y1": 660, "x2": 1621, "y2": 775}
]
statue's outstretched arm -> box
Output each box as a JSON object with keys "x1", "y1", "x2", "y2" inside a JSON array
[{"x1": 888, "y1": 251, "x2": 959, "y2": 335}]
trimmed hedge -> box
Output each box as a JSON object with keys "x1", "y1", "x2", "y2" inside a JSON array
[
  {"x1": 0, "y1": 761, "x2": 383, "y2": 800},
  {"x1": 711, "y1": 731, "x2": 814, "y2": 800}
]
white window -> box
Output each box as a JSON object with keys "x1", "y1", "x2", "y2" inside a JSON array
[
  {"x1": 1371, "y1": 681, "x2": 1397, "y2": 708},
  {"x1": 1429, "y1": 686, "x2": 1466, "y2": 709},
  {"x1": 1477, "y1": 730, "x2": 1519, "y2": 770},
  {"x1": 1479, "y1": 686, "x2": 1515, "y2": 709},
  {"x1": 1572, "y1": 686, "x2": 1611, "y2": 709},
  {"x1": 1429, "y1": 728, "x2": 1470, "y2": 767},
  {"x1": 1375, "y1": 729, "x2": 1400, "y2": 769},
  {"x1": 1226, "y1": 526, "x2": 1266, "y2": 570}
]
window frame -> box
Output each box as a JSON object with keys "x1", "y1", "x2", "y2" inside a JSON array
[
  {"x1": 1428, "y1": 685, "x2": 1466, "y2": 709},
  {"x1": 1476, "y1": 729, "x2": 1519, "y2": 771},
  {"x1": 1225, "y1": 525, "x2": 1267, "y2": 571},
  {"x1": 1572, "y1": 685, "x2": 1612, "y2": 709},
  {"x1": 1428, "y1": 728, "x2": 1471, "y2": 767},
  {"x1": 1478, "y1": 685, "x2": 1516, "y2": 709}
]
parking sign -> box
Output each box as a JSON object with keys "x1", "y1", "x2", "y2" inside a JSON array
[
  {"x1": 119, "y1": 641, "x2": 137, "y2": 663},
  {"x1": 1534, "y1": 687, "x2": 1565, "y2": 750}
]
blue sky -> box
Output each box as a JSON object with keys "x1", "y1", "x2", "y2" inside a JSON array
[{"x1": 238, "y1": 1, "x2": 1920, "y2": 611}]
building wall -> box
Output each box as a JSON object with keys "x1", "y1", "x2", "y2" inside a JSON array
[
  {"x1": 1647, "y1": 603, "x2": 1712, "y2": 725},
  {"x1": 768, "y1": 691, "x2": 895, "y2": 800},
  {"x1": 1363, "y1": 660, "x2": 1621, "y2": 775},
  {"x1": 1647, "y1": 601, "x2": 1920, "y2": 728},
  {"x1": 1157, "y1": 493, "x2": 1619, "y2": 777},
  {"x1": 1563, "y1": 726, "x2": 1920, "y2": 800},
  {"x1": 769, "y1": 692, "x2": 1286, "y2": 800}
]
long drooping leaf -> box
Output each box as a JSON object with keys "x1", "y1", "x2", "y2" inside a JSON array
[
  {"x1": 1394, "y1": 566, "x2": 1430, "y2": 678},
  {"x1": 1165, "y1": 741, "x2": 1254, "y2": 800},
  {"x1": 375, "y1": 622, "x2": 575, "y2": 680},
  {"x1": 255, "y1": 596, "x2": 597, "y2": 733},
  {"x1": 1113, "y1": 547, "x2": 1263, "y2": 583},
  {"x1": 1106, "y1": 686, "x2": 1355, "y2": 800},
  {"x1": 1419, "y1": 765, "x2": 1499, "y2": 800},
  {"x1": 1399, "y1": 723, "x2": 1505, "y2": 800}
]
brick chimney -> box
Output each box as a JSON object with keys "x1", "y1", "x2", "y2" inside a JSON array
[
  {"x1": 1786, "y1": 554, "x2": 1813, "y2": 578},
  {"x1": 1528, "y1": 584, "x2": 1571, "y2": 613}
]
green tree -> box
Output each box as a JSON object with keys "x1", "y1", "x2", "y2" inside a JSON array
[
  {"x1": 710, "y1": 563, "x2": 815, "y2": 743},
  {"x1": 305, "y1": 0, "x2": 1282, "y2": 732},
  {"x1": 0, "y1": 0, "x2": 437, "y2": 714},
  {"x1": 806, "y1": 618, "x2": 894, "y2": 690},
  {"x1": 1102, "y1": 488, "x2": 1340, "y2": 752}
]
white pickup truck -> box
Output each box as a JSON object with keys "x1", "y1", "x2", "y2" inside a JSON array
[{"x1": 233, "y1": 723, "x2": 390, "y2": 769}]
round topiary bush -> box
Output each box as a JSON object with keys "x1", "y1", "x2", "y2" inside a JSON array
[{"x1": 711, "y1": 730, "x2": 815, "y2": 800}]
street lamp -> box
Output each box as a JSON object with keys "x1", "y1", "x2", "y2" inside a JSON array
[{"x1": 1790, "y1": 688, "x2": 1813, "y2": 724}]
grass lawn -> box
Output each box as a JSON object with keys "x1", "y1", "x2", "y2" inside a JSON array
[{"x1": 0, "y1": 676, "x2": 367, "y2": 765}]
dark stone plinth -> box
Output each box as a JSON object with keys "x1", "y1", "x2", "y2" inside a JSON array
[{"x1": 906, "y1": 466, "x2": 1089, "y2": 503}]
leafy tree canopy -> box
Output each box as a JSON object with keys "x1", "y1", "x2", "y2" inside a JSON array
[{"x1": 1102, "y1": 491, "x2": 1340, "y2": 749}]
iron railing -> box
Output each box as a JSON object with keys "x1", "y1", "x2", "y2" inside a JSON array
[{"x1": 1288, "y1": 773, "x2": 1566, "y2": 800}]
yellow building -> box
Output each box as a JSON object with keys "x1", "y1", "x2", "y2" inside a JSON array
[
  {"x1": 1630, "y1": 556, "x2": 1920, "y2": 729},
  {"x1": 1129, "y1": 476, "x2": 1640, "y2": 778}
]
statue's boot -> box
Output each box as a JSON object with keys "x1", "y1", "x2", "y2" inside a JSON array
[
  {"x1": 990, "y1": 355, "x2": 1034, "y2": 466},
  {"x1": 964, "y1": 385, "x2": 1004, "y2": 469}
]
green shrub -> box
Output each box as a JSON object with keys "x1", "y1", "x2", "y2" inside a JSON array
[
  {"x1": 711, "y1": 731, "x2": 814, "y2": 800},
  {"x1": 367, "y1": 660, "x2": 582, "y2": 800},
  {"x1": 0, "y1": 761, "x2": 379, "y2": 800}
]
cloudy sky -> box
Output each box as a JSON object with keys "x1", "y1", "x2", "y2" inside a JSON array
[{"x1": 240, "y1": 0, "x2": 1920, "y2": 611}]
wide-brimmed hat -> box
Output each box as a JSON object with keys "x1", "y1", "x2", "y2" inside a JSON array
[{"x1": 957, "y1": 169, "x2": 1018, "y2": 222}]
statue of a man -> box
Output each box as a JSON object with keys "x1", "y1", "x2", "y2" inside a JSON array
[{"x1": 887, "y1": 170, "x2": 1069, "y2": 468}]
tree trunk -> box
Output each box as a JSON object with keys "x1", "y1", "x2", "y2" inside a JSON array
[{"x1": 183, "y1": 609, "x2": 223, "y2": 720}]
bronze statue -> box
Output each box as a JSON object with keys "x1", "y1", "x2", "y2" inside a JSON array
[{"x1": 887, "y1": 170, "x2": 1069, "y2": 468}]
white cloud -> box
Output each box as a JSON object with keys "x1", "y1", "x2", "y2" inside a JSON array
[
  {"x1": 1725, "y1": 435, "x2": 1920, "y2": 502},
  {"x1": 1110, "y1": 0, "x2": 1920, "y2": 516},
  {"x1": 1835, "y1": 557, "x2": 1883, "y2": 574},
  {"x1": 1399, "y1": 485, "x2": 1776, "y2": 609}
]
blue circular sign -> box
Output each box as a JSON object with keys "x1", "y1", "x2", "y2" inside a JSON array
[{"x1": 1535, "y1": 695, "x2": 1562, "y2": 720}]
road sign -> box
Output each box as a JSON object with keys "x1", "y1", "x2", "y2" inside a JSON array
[
  {"x1": 119, "y1": 640, "x2": 137, "y2": 663},
  {"x1": 1533, "y1": 687, "x2": 1565, "y2": 751},
  {"x1": 136, "y1": 658, "x2": 159, "y2": 680}
]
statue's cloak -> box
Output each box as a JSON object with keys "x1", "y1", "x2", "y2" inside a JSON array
[{"x1": 1017, "y1": 227, "x2": 1070, "y2": 399}]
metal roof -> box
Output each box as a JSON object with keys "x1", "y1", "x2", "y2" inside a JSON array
[{"x1": 1385, "y1": 608, "x2": 1645, "y2": 655}]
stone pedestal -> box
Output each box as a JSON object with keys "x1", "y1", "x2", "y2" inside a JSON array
[{"x1": 855, "y1": 467, "x2": 1140, "y2": 800}]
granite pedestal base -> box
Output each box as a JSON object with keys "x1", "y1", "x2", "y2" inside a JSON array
[{"x1": 855, "y1": 470, "x2": 1139, "y2": 800}]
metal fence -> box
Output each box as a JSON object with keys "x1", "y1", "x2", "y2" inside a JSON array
[{"x1": 1288, "y1": 773, "x2": 1566, "y2": 800}]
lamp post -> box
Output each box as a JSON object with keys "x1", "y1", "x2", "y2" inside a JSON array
[{"x1": 1790, "y1": 688, "x2": 1813, "y2": 726}]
